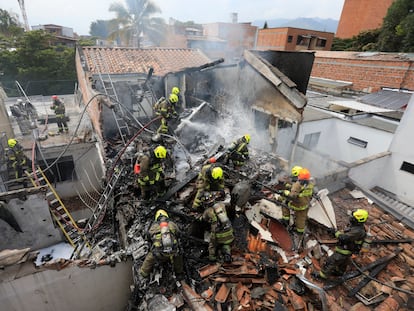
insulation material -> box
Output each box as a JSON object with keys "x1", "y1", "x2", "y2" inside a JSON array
[{"x1": 308, "y1": 189, "x2": 337, "y2": 228}]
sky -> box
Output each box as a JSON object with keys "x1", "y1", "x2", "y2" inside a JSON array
[{"x1": 2, "y1": 0, "x2": 345, "y2": 36}]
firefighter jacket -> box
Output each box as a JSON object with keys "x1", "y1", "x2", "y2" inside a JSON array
[
  {"x1": 154, "y1": 97, "x2": 177, "y2": 119},
  {"x1": 227, "y1": 137, "x2": 249, "y2": 164},
  {"x1": 51, "y1": 99, "x2": 66, "y2": 116},
  {"x1": 334, "y1": 222, "x2": 366, "y2": 255},
  {"x1": 7, "y1": 144, "x2": 26, "y2": 168},
  {"x1": 148, "y1": 220, "x2": 180, "y2": 257},
  {"x1": 286, "y1": 180, "x2": 314, "y2": 211},
  {"x1": 196, "y1": 164, "x2": 224, "y2": 192},
  {"x1": 203, "y1": 205, "x2": 234, "y2": 245},
  {"x1": 136, "y1": 152, "x2": 164, "y2": 186}
]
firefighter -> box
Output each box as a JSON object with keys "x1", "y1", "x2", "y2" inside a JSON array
[
  {"x1": 192, "y1": 162, "x2": 225, "y2": 210},
  {"x1": 135, "y1": 145, "x2": 167, "y2": 200},
  {"x1": 281, "y1": 168, "x2": 314, "y2": 233},
  {"x1": 225, "y1": 134, "x2": 250, "y2": 168},
  {"x1": 278, "y1": 165, "x2": 302, "y2": 225},
  {"x1": 50, "y1": 95, "x2": 68, "y2": 133},
  {"x1": 140, "y1": 209, "x2": 184, "y2": 280},
  {"x1": 171, "y1": 86, "x2": 182, "y2": 112},
  {"x1": 6, "y1": 138, "x2": 27, "y2": 181},
  {"x1": 313, "y1": 209, "x2": 368, "y2": 280},
  {"x1": 154, "y1": 94, "x2": 179, "y2": 134},
  {"x1": 202, "y1": 202, "x2": 234, "y2": 263},
  {"x1": 171, "y1": 86, "x2": 180, "y2": 96}
]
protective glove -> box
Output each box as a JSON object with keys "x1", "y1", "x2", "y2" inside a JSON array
[{"x1": 218, "y1": 190, "x2": 226, "y2": 200}]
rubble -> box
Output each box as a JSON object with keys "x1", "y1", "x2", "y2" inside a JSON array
[{"x1": 76, "y1": 127, "x2": 413, "y2": 311}]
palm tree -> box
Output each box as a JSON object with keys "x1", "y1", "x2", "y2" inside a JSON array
[{"x1": 108, "y1": 0, "x2": 166, "y2": 47}]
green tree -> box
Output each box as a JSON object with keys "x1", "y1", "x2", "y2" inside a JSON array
[
  {"x1": 0, "y1": 30, "x2": 76, "y2": 96},
  {"x1": 108, "y1": 0, "x2": 166, "y2": 47},
  {"x1": 0, "y1": 9, "x2": 24, "y2": 49},
  {"x1": 0, "y1": 9, "x2": 24, "y2": 38},
  {"x1": 377, "y1": 0, "x2": 414, "y2": 52},
  {"x1": 90, "y1": 19, "x2": 111, "y2": 38},
  {"x1": 263, "y1": 21, "x2": 268, "y2": 29}
]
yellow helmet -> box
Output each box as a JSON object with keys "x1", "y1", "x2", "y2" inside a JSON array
[
  {"x1": 353, "y1": 209, "x2": 368, "y2": 223},
  {"x1": 243, "y1": 134, "x2": 251, "y2": 143},
  {"x1": 291, "y1": 166, "x2": 303, "y2": 177},
  {"x1": 211, "y1": 166, "x2": 223, "y2": 180},
  {"x1": 172, "y1": 87, "x2": 180, "y2": 95},
  {"x1": 8, "y1": 138, "x2": 17, "y2": 148},
  {"x1": 154, "y1": 145, "x2": 167, "y2": 159},
  {"x1": 169, "y1": 93, "x2": 178, "y2": 104},
  {"x1": 155, "y1": 209, "x2": 169, "y2": 221}
]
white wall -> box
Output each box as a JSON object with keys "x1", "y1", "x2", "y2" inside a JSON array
[
  {"x1": 299, "y1": 118, "x2": 393, "y2": 163},
  {"x1": 349, "y1": 94, "x2": 414, "y2": 206},
  {"x1": 0, "y1": 261, "x2": 133, "y2": 311},
  {"x1": 377, "y1": 94, "x2": 414, "y2": 205}
]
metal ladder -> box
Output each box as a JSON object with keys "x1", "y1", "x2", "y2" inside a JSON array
[
  {"x1": 72, "y1": 165, "x2": 124, "y2": 258},
  {"x1": 90, "y1": 48, "x2": 131, "y2": 144},
  {"x1": 26, "y1": 169, "x2": 91, "y2": 249}
]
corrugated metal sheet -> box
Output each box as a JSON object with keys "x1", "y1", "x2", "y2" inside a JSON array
[
  {"x1": 329, "y1": 100, "x2": 395, "y2": 113},
  {"x1": 358, "y1": 89, "x2": 412, "y2": 111}
]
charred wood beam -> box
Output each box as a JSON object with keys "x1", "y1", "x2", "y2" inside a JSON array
[{"x1": 323, "y1": 248, "x2": 402, "y2": 290}]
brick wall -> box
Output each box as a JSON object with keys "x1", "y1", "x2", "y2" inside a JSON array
[
  {"x1": 336, "y1": 0, "x2": 395, "y2": 39},
  {"x1": 75, "y1": 48, "x2": 103, "y2": 140},
  {"x1": 256, "y1": 27, "x2": 334, "y2": 51},
  {"x1": 311, "y1": 52, "x2": 414, "y2": 92}
]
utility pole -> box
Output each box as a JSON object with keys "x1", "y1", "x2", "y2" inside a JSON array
[{"x1": 17, "y1": 0, "x2": 30, "y2": 31}]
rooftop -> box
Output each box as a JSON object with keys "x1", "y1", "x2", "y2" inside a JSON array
[{"x1": 81, "y1": 47, "x2": 212, "y2": 76}]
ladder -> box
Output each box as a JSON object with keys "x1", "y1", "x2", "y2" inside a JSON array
[
  {"x1": 26, "y1": 169, "x2": 91, "y2": 249},
  {"x1": 72, "y1": 165, "x2": 124, "y2": 258},
  {"x1": 91, "y1": 48, "x2": 131, "y2": 144}
]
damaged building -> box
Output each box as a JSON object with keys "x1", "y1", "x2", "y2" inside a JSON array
[{"x1": 0, "y1": 45, "x2": 414, "y2": 311}]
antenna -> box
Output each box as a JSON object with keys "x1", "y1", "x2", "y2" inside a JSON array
[{"x1": 17, "y1": 0, "x2": 30, "y2": 31}]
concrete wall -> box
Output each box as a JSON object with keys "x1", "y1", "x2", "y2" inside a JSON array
[
  {"x1": 311, "y1": 52, "x2": 414, "y2": 93},
  {"x1": 336, "y1": 0, "x2": 394, "y2": 39},
  {"x1": 0, "y1": 194, "x2": 62, "y2": 251},
  {"x1": 292, "y1": 144, "x2": 348, "y2": 193},
  {"x1": 378, "y1": 94, "x2": 414, "y2": 204},
  {"x1": 0, "y1": 260, "x2": 133, "y2": 311},
  {"x1": 40, "y1": 142, "x2": 104, "y2": 198},
  {"x1": 299, "y1": 118, "x2": 393, "y2": 163},
  {"x1": 349, "y1": 95, "x2": 414, "y2": 205},
  {"x1": 0, "y1": 87, "x2": 14, "y2": 139}
]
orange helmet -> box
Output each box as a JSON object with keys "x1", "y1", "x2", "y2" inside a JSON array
[{"x1": 298, "y1": 168, "x2": 311, "y2": 181}]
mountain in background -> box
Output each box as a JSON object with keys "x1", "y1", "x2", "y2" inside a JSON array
[{"x1": 251, "y1": 17, "x2": 339, "y2": 34}]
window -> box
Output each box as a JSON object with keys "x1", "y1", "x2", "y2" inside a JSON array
[
  {"x1": 347, "y1": 137, "x2": 368, "y2": 148},
  {"x1": 400, "y1": 161, "x2": 414, "y2": 174},
  {"x1": 287, "y1": 35, "x2": 293, "y2": 43},
  {"x1": 316, "y1": 38, "x2": 326, "y2": 47},
  {"x1": 296, "y1": 35, "x2": 310, "y2": 46},
  {"x1": 40, "y1": 156, "x2": 77, "y2": 183},
  {"x1": 303, "y1": 132, "x2": 320, "y2": 149}
]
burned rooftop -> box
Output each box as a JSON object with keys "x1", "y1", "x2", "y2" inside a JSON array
[{"x1": 0, "y1": 48, "x2": 414, "y2": 311}]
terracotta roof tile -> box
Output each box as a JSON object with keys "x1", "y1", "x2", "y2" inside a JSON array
[{"x1": 82, "y1": 47, "x2": 211, "y2": 76}]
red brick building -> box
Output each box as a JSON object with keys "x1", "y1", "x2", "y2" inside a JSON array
[
  {"x1": 256, "y1": 27, "x2": 334, "y2": 51},
  {"x1": 311, "y1": 51, "x2": 414, "y2": 93},
  {"x1": 336, "y1": 0, "x2": 395, "y2": 39}
]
